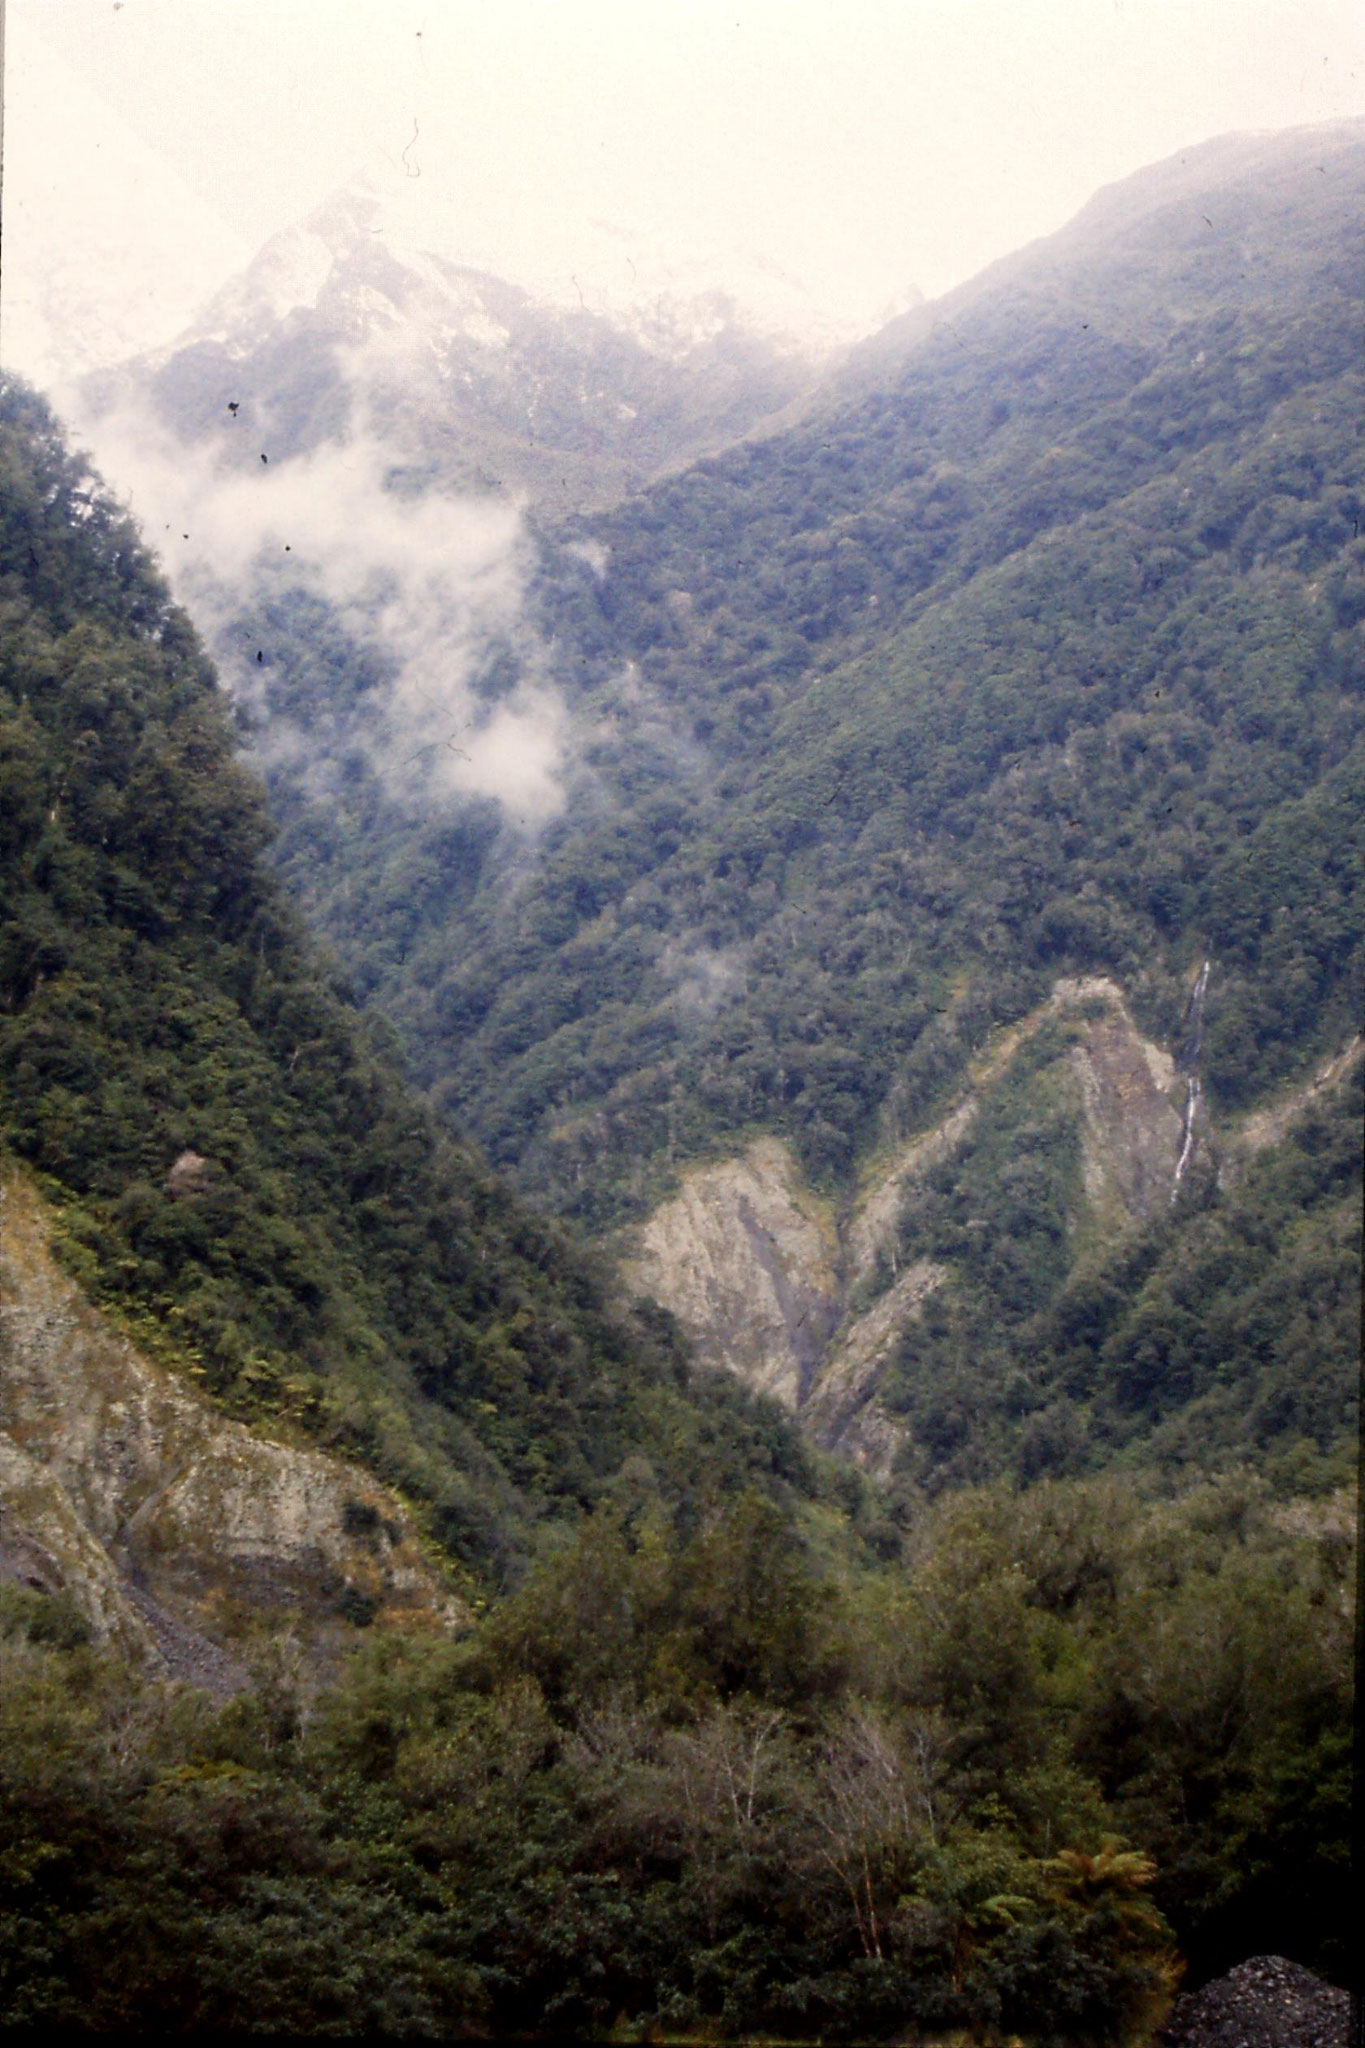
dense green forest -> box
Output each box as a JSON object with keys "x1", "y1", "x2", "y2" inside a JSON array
[
  {"x1": 2, "y1": 1472, "x2": 1352, "y2": 2034},
  {"x1": 0, "y1": 378, "x2": 1353, "y2": 2040}
]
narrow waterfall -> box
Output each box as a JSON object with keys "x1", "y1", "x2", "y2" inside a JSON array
[
  {"x1": 1170, "y1": 958, "x2": 1211, "y2": 1204},
  {"x1": 1171, "y1": 1076, "x2": 1202, "y2": 1199}
]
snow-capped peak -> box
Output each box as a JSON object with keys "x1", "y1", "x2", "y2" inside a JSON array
[{"x1": 181, "y1": 168, "x2": 908, "y2": 370}]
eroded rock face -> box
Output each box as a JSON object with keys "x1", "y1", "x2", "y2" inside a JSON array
[
  {"x1": 804, "y1": 1260, "x2": 947, "y2": 1478},
  {"x1": 1228, "y1": 1036, "x2": 1363, "y2": 1172},
  {"x1": 0, "y1": 1171, "x2": 467, "y2": 1689},
  {"x1": 624, "y1": 1137, "x2": 841, "y2": 1410},
  {"x1": 625, "y1": 976, "x2": 1191, "y2": 1466},
  {"x1": 0, "y1": 1430, "x2": 154, "y2": 1659},
  {"x1": 625, "y1": 975, "x2": 1361, "y2": 1470},
  {"x1": 1063, "y1": 985, "x2": 1183, "y2": 1227},
  {"x1": 845, "y1": 1106, "x2": 976, "y2": 1295}
]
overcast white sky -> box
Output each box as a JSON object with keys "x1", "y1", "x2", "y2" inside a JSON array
[{"x1": 5, "y1": 0, "x2": 1365, "y2": 374}]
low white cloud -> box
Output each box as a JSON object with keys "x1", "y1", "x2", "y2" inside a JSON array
[
  {"x1": 659, "y1": 940, "x2": 748, "y2": 1023},
  {"x1": 69, "y1": 399, "x2": 569, "y2": 823},
  {"x1": 458, "y1": 705, "x2": 563, "y2": 819},
  {"x1": 565, "y1": 538, "x2": 610, "y2": 580}
]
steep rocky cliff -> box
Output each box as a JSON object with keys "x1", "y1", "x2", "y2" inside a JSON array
[{"x1": 0, "y1": 1169, "x2": 466, "y2": 1691}]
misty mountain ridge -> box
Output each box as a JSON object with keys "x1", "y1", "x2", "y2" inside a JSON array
[
  {"x1": 64, "y1": 174, "x2": 917, "y2": 838},
  {"x1": 80, "y1": 174, "x2": 903, "y2": 513},
  {"x1": 187, "y1": 176, "x2": 893, "y2": 362}
]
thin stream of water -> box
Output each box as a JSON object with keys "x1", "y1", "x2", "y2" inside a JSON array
[{"x1": 1171, "y1": 959, "x2": 1211, "y2": 1203}]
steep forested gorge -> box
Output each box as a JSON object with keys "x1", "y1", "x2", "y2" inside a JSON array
[
  {"x1": 250, "y1": 126, "x2": 1362, "y2": 1495},
  {"x1": 0, "y1": 123, "x2": 1358, "y2": 2039}
]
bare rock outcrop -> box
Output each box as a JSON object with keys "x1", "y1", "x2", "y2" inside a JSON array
[
  {"x1": 627, "y1": 983, "x2": 1362, "y2": 1471},
  {"x1": 624, "y1": 1137, "x2": 841, "y2": 1410},
  {"x1": 0, "y1": 1169, "x2": 467, "y2": 1688},
  {"x1": 0, "y1": 1429, "x2": 155, "y2": 1658},
  {"x1": 1227, "y1": 1036, "x2": 1363, "y2": 1175},
  {"x1": 1061, "y1": 980, "x2": 1183, "y2": 1226},
  {"x1": 845, "y1": 1104, "x2": 976, "y2": 1294},
  {"x1": 624, "y1": 975, "x2": 1191, "y2": 1467},
  {"x1": 804, "y1": 1259, "x2": 947, "y2": 1477}
]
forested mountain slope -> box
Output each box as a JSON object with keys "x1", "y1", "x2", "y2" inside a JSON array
[
  {"x1": 0, "y1": 141, "x2": 1357, "y2": 2040},
  {"x1": 245, "y1": 126, "x2": 1362, "y2": 1493},
  {"x1": 0, "y1": 379, "x2": 815, "y2": 1597},
  {"x1": 0, "y1": 1166, "x2": 464, "y2": 1682}
]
